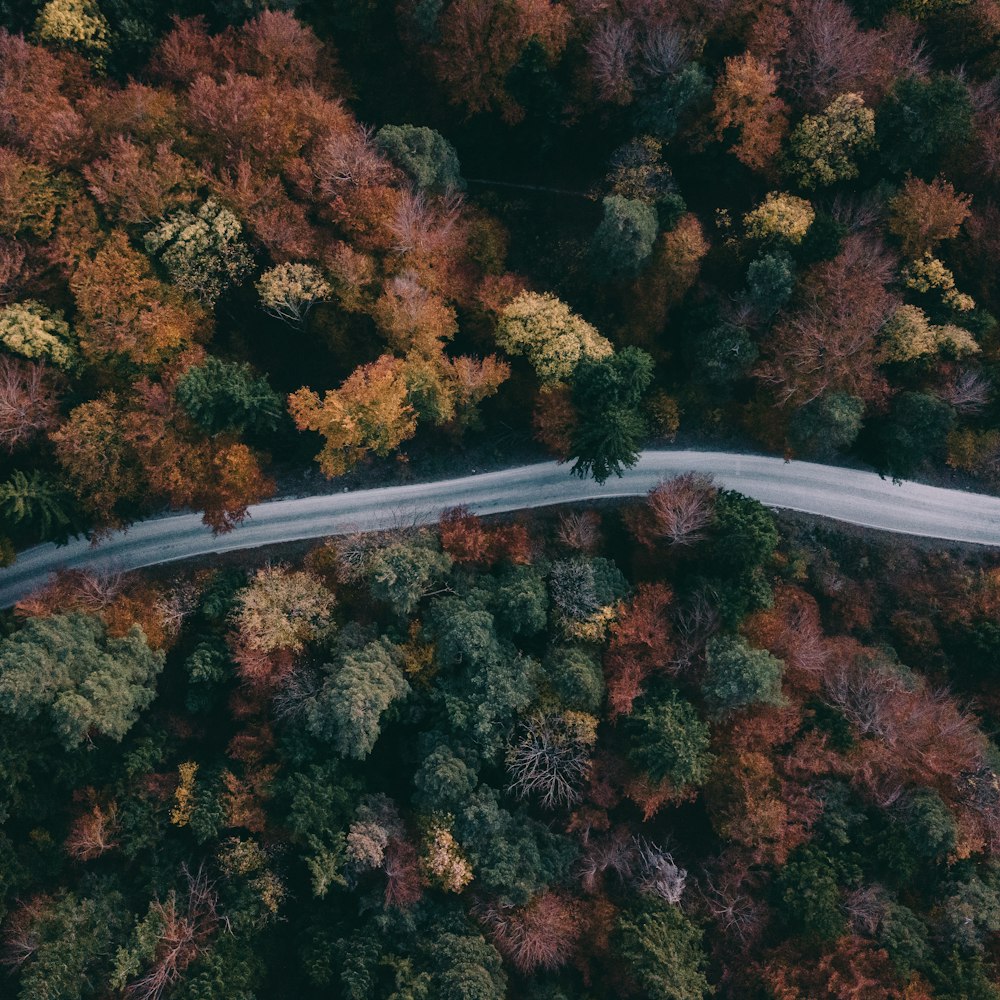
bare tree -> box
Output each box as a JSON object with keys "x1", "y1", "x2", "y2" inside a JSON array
[
  {"x1": 586, "y1": 18, "x2": 637, "y2": 104},
  {"x1": 672, "y1": 586, "x2": 722, "y2": 669},
  {"x1": 0, "y1": 356, "x2": 59, "y2": 452},
  {"x1": 507, "y1": 713, "x2": 594, "y2": 809},
  {"x1": 843, "y1": 884, "x2": 889, "y2": 937},
  {"x1": 311, "y1": 125, "x2": 395, "y2": 195},
  {"x1": 634, "y1": 838, "x2": 687, "y2": 904},
  {"x1": 556, "y1": 509, "x2": 603, "y2": 553},
  {"x1": 939, "y1": 368, "x2": 992, "y2": 414}
]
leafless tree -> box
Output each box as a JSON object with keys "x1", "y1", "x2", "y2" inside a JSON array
[
  {"x1": 939, "y1": 368, "x2": 992, "y2": 414},
  {"x1": 311, "y1": 125, "x2": 395, "y2": 195},
  {"x1": 843, "y1": 884, "x2": 890, "y2": 937},
  {"x1": 586, "y1": 18, "x2": 637, "y2": 104},
  {"x1": 578, "y1": 829, "x2": 636, "y2": 893},
  {"x1": 556, "y1": 509, "x2": 603, "y2": 553},
  {"x1": 634, "y1": 838, "x2": 687, "y2": 904},
  {"x1": 672, "y1": 586, "x2": 722, "y2": 669},
  {"x1": 506, "y1": 713, "x2": 593, "y2": 809},
  {"x1": 0, "y1": 356, "x2": 59, "y2": 452},
  {"x1": 639, "y1": 25, "x2": 689, "y2": 79},
  {"x1": 549, "y1": 559, "x2": 601, "y2": 621}
]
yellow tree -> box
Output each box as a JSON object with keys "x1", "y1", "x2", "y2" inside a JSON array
[{"x1": 289, "y1": 355, "x2": 418, "y2": 476}]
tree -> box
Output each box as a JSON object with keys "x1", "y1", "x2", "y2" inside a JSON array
[
  {"x1": 757, "y1": 233, "x2": 897, "y2": 405},
  {"x1": 604, "y1": 583, "x2": 676, "y2": 719},
  {"x1": 744, "y1": 192, "x2": 815, "y2": 245},
  {"x1": 746, "y1": 251, "x2": 796, "y2": 317},
  {"x1": 615, "y1": 901, "x2": 712, "y2": 1000},
  {"x1": 590, "y1": 195, "x2": 658, "y2": 278},
  {"x1": 0, "y1": 613, "x2": 163, "y2": 748},
  {"x1": 570, "y1": 347, "x2": 654, "y2": 483},
  {"x1": 231, "y1": 566, "x2": 334, "y2": 655},
  {"x1": 0, "y1": 300, "x2": 75, "y2": 369},
  {"x1": 431, "y1": 931, "x2": 507, "y2": 1000},
  {"x1": 0, "y1": 147, "x2": 57, "y2": 240},
  {"x1": 0, "y1": 469, "x2": 75, "y2": 542},
  {"x1": 877, "y1": 75, "x2": 973, "y2": 176},
  {"x1": 33, "y1": 0, "x2": 109, "y2": 66},
  {"x1": 788, "y1": 392, "x2": 864, "y2": 459},
  {"x1": 256, "y1": 263, "x2": 331, "y2": 326},
  {"x1": 479, "y1": 891, "x2": 580, "y2": 974},
  {"x1": 366, "y1": 537, "x2": 453, "y2": 616},
  {"x1": 626, "y1": 686, "x2": 714, "y2": 790},
  {"x1": 175, "y1": 358, "x2": 283, "y2": 437},
  {"x1": 785, "y1": 92, "x2": 876, "y2": 188},
  {"x1": 374, "y1": 125, "x2": 464, "y2": 192},
  {"x1": 289, "y1": 356, "x2": 418, "y2": 477},
  {"x1": 702, "y1": 634, "x2": 784, "y2": 717},
  {"x1": 545, "y1": 645, "x2": 604, "y2": 713},
  {"x1": 143, "y1": 198, "x2": 254, "y2": 306},
  {"x1": 0, "y1": 356, "x2": 59, "y2": 452},
  {"x1": 626, "y1": 473, "x2": 718, "y2": 549},
  {"x1": 888, "y1": 176, "x2": 972, "y2": 257},
  {"x1": 710, "y1": 52, "x2": 789, "y2": 172},
  {"x1": 606, "y1": 137, "x2": 678, "y2": 209},
  {"x1": 307, "y1": 638, "x2": 410, "y2": 759},
  {"x1": 70, "y1": 231, "x2": 206, "y2": 364},
  {"x1": 506, "y1": 711, "x2": 596, "y2": 809},
  {"x1": 775, "y1": 845, "x2": 846, "y2": 941},
  {"x1": 879, "y1": 392, "x2": 956, "y2": 480},
  {"x1": 496, "y1": 291, "x2": 613, "y2": 384}
]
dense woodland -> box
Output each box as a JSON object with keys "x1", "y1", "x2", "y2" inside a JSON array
[
  {"x1": 2, "y1": 0, "x2": 1000, "y2": 997},
  {"x1": 5, "y1": 491, "x2": 1000, "y2": 998}
]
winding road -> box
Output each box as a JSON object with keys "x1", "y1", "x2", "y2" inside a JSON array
[{"x1": 3, "y1": 450, "x2": 1000, "y2": 607}]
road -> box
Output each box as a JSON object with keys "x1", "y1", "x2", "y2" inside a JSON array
[{"x1": 3, "y1": 450, "x2": 1000, "y2": 607}]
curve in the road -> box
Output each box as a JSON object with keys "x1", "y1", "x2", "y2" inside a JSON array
[{"x1": 3, "y1": 449, "x2": 1000, "y2": 607}]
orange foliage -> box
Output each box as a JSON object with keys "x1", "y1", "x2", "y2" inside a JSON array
[{"x1": 711, "y1": 53, "x2": 789, "y2": 171}]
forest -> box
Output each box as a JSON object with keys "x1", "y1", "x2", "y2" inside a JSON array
[{"x1": 1, "y1": 0, "x2": 1000, "y2": 996}]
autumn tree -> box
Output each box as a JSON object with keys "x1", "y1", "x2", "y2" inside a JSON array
[
  {"x1": 784, "y1": 93, "x2": 876, "y2": 188},
  {"x1": 256, "y1": 263, "x2": 331, "y2": 326},
  {"x1": 710, "y1": 53, "x2": 789, "y2": 172},
  {"x1": 289, "y1": 356, "x2": 418, "y2": 477},
  {"x1": 757, "y1": 233, "x2": 897, "y2": 405},
  {"x1": 70, "y1": 231, "x2": 207, "y2": 364},
  {"x1": 0, "y1": 300, "x2": 75, "y2": 369},
  {"x1": 744, "y1": 192, "x2": 815, "y2": 245},
  {"x1": 479, "y1": 891, "x2": 580, "y2": 973},
  {"x1": 0, "y1": 613, "x2": 163, "y2": 748},
  {"x1": 888, "y1": 176, "x2": 972, "y2": 257},
  {"x1": 496, "y1": 291, "x2": 613, "y2": 384},
  {"x1": 506, "y1": 711, "x2": 596, "y2": 808}
]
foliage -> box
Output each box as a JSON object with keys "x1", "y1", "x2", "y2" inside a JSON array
[
  {"x1": 0, "y1": 301, "x2": 75, "y2": 369},
  {"x1": 785, "y1": 93, "x2": 876, "y2": 188}
]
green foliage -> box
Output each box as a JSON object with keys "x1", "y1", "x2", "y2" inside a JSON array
[
  {"x1": 702, "y1": 634, "x2": 784, "y2": 717},
  {"x1": 789, "y1": 392, "x2": 865, "y2": 459},
  {"x1": 746, "y1": 251, "x2": 795, "y2": 317},
  {"x1": 626, "y1": 685, "x2": 714, "y2": 789},
  {"x1": 785, "y1": 93, "x2": 876, "y2": 188},
  {"x1": 690, "y1": 322, "x2": 758, "y2": 387},
  {"x1": 175, "y1": 358, "x2": 283, "y2": 437},
  {"x1": 374, "y1": 124, "x2": 464, "y2": 191},
  {"x1": 589, "y1": 195, "x2": 659, "y2": 278},
  {"x1": 0, "y1": 470, "x2": 77, "y2": 543},
  {"x1": 615, "y1": 901, "x2": 712, "y2": 1000},
  {"x1": 545, "y1": 645, "x2": 604, "y2": 713},
  {"x1": 775, "y1": 845, "x2": 846, "y2": 942},
  {"x1": 367, "y1": 538, "x2": 453, "y2": 616},
  {"x1": 879, "y1": 391, "x2": 956, "y2": 480},
  {"x1": 570, "y1": 346, "x2": 654, "y2": 483},
  {"x1": 466, "y1": 565, "x2": 549, "y2": 637},
  {"x1": 0, "y1": 613, "x2": 163, "y2": 749},
  {"x1": 307, "y1": 637, "x2": 410, "y2": 758},
  {"x1": 413, "y1": 740, "x2": 479, "y2": 811},
  {"x1": 877, "y1": 75, "x2": 974, "y2": 176}
]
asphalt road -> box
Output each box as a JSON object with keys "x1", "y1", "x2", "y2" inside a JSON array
[{"x1": 3, "y1": 450, "x2": 1000, "y2": 607}]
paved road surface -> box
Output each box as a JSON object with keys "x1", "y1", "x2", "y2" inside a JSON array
[{"x1": 3, "y1": 450, "x2": 1000, "y2": 607}]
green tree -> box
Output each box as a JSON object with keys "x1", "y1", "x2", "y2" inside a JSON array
[
  {"x1": 877, "y1": 75, "x2": 973, "y2": 176},
  {"x1": 789, "y1": 392, "x2": 865, "y2": 459},
  {"x1": 570, "y1": 346, "x2": 654, "y2": 483},
  {"x1": 901, "y1": 788, "x2": 958, "y2": 860},
  {"x1": 413, "y1": 740, "x2": 479, "y2": 811},
  {"x1": 775, "y1": 845, "x2": 845, "y2": 942},
  {"x1": 589, "y1": 195, "x2": 659, "y2": 278},
  {"x1": 545, "y1": 645, "x2": 604, "y2": 713},
  {"x1": 746, "y1": 251, "x2": 795, "y2": 317},
  {"x1": 879, "y1": 391, "x2": 956, "y2": 480},
  {"x1": 702, "y1": 634, "x2": 784, "y2": 717},
  {"x1": 0, "y1": 469, "x2": 77, "y2": 543},
  {"x1": 690, "y1": 322, "x2": 758, "y2": 387},
  {"x1": 467, "y1": 565, "x2": 549, "y2": 637},
  {"x1": 431, "y1": 931, "x2": 507, "y2": 1000},
  {"x1": 626, "y1": 686, "x2": 714, "y2": 790},
  {"x1": 0, "y1": 613, "x2": 164, "y2": 749},
  {"x1": 374, "y1": 124, "x2": 464, "y2": 192},
  {"x1": 8, "y1": 887, "x2": 129, "y2": 1000},
  {"x1": 367, "y1": 538, "x2": 453, "y2": 616},
  {"x1": 615, "y1": 901, "x2": 712, "y2": 1000},
  {"x1": 175, "y1": 357, "x2": 283, "y2": 437},
  {"x1": 307, "y1": 638, "x2": 411, "y2": 759}
]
